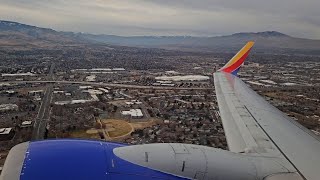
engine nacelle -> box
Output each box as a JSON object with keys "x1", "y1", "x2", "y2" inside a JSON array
[{"x1": 114, "y1": 143, "x2": 301, "y2": 180}]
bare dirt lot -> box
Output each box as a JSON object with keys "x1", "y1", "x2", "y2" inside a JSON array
[{"x1": 102, "y1": 119, "x2": 133, "y2": 138}]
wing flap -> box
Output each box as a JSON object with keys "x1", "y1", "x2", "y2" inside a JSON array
[{"x1": 214, "y1": 72, "x2": 279, "y2": 154}]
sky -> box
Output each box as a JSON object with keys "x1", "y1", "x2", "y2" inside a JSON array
[{"x1": 0, "y1": 0, "x2": 320, "y2": 39}]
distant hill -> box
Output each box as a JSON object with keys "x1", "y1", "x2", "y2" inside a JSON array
[
  {"x1": 0, "y1": 20, "x2": 83, "y2": 49},
  {"x1": 1, "y1": 20, "x2": 320, "y2": 55},
  {"x1": 78, "y1": 31, "x2": 320, "y2": 54}
]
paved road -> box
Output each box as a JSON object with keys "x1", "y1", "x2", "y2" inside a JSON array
[
  {"x1": 32, "y1": 63, "x2": 54, "y2": 140},
  {"x1": 32, "y1": 85, "x2": 53, "y2": 140},
  {"x1": 2, "y1": 80, "x2": 213, "y2": 90}
]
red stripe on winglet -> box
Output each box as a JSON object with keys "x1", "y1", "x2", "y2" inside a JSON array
[{"x1": 221, "y1": 49, "x2": 251, "y2": 73}]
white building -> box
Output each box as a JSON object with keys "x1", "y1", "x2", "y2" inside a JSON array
[
  {"x1": 121, "y1": 109, "x2": 143, "y2": 119},
  {"x1": 0, "y1": 128, "x2": 12, "y2": 135},
  {"x1": 28, "y1": 90, "x2": 44, "y2": 96},
  {"x1": 85, "y1": 75, "x2": 96, "y2": 82},
  {"x1": 79, "y1": 86, "x2": 92, "y2": 89},
  {"x1": 0, "y1": 104, "x2": 18, "y2": 112},
  {"x1": 1, "y1": 72, "x2": 35, "y2": 77},
  {"x1": 125, "y1": 100, "x2": 142, "y2": 106},
  {"x1": 98, "y1": 88, "x2": 109, "y2": 93},
  {"x1": 21, "y1": 121, "x2": 33, "y2": 127},
  {"x1": 155, "y1": 75, "x2": 209, "y2": 81}
]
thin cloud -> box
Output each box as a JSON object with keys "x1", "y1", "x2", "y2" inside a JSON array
[{"x1": 0, "y1": 0, "x2": 319, "y2": 39}]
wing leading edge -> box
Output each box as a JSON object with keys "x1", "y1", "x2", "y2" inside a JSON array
[{"x1": 214, "y1": 42, "x2": 320, "y2": 180}]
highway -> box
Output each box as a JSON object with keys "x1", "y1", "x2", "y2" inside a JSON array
[
  {"x1": 32, "y1": 84, "x2": 53, "y2": 140},
  {"x1": 2, "y1": 80, "x2": 213, "y2": 90},
  {"x1": 32, "y1": 63, "x2": 54, "y2": 140}
]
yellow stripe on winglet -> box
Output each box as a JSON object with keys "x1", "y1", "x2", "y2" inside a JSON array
[{"x1": 222, "y1": 41, "x2": 255, "y2": 69}]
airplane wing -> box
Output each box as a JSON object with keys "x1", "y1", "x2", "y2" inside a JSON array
[{"x1": 214, "y1": 42, "x2": 320, "y2": 180}]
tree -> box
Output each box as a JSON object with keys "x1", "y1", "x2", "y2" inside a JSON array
[{"x1": 113, "y1": 105, "x2": 118, "y2": 112}]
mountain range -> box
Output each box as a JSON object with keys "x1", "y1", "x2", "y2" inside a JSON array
[{"x1": 1, "y1": 20, "x2": 320, "y2": 55}]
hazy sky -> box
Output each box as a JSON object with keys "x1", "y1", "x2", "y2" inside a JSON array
[{"x1": 0, "y1": 0, "x2": 320, "y2": 39}]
